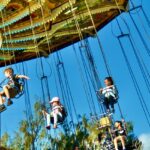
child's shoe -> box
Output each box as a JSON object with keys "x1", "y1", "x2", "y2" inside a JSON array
[
  {"x1": 46, "y1": 125, "x2": 50, "y2": 130},
  {"x1": 0, "y1": 104, "x2": 6, "y2": 112},
  {"x1": 7, "y1": 99, "x2": 13, "y2": 106}
]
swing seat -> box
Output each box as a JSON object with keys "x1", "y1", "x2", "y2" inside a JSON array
[
  {"x1": 8, "y1": 83, "x2": 24, "y2": 99},
  {"x1": 102, "y1": 141, "x2": 114, "y2": 150},
  {"x1": 0, "y1": 79, "x2": 25, "y2": 99},
  {"x1": 50, "y1": 107, "x2": 67, "y2": 125},
  {"x1": 50, "y1": 114, "x2": 65, "y2": 125},
  {"x1": 15, "y1": 83, "x2": 24, "y2": 99},
  {"x1": 8, "y1": 87, "x2": 20, "y2": 98},
  {"x1": 113, "y1": 98, "x2": 118, "y2": 104},
  {"x1": 61, "y1": 106, "x2": 68, "y2": 118}
]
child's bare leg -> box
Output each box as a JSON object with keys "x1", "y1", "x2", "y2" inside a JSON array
[
  {"x1": 120, "y1": 136, "x2": 126, "y2": 149},
  {"x1": 0, "y1": 90, "x2": 5, "y2": 104},
  {"x1": 3, "y1": 85, "x2": 10, "y2": 99},
  {"x1": 0, "y1": 94, "x2": 3, "y2": 105},
  {"x1": 3, "y1": 85, "x2": 13, "y2": 106},
  {"x1": 114, "y1": 138, "x2": 119, "y2": 150},
  {"x1": 42, "y1": 110, "x2": 51, "y2": 130},
  {"x1": 0, "y1": 92, "x2": 6, "y2": 110},
  {"x1": 53, "y1": 112, "x2": 58, "y2": 129},
  {"x1": 46, "y1": 113, "x2": 51, "y2": 127}
]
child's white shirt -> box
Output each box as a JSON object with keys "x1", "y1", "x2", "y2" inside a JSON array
[{"x1": 102, "y1": 85, "x2": 118, "y2": 99}]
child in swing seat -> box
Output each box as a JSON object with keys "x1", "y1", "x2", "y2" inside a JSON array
[
  {"x1": 0, "y1": 68, "x2": 30, "y2": 110},
  {"x1": 42, "y1": 97, "x2": 65, "y2": 130},
  {"x1": 113, "y1": 121, "x2": 126, "y2": 150},
  {"x1": 99, "y1": 77, "x2": 118, "y2": 114}
]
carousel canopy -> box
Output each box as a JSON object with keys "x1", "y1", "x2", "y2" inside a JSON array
[{"x1": 0, "y1": 0, "x2": 128, "y2": 66}]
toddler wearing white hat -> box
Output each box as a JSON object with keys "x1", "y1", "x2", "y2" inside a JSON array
[{"x1": 42, "y1": 97, "x2": 64, "y2": 129}]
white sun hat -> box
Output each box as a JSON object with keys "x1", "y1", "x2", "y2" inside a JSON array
[{"x1": 49, "y1": 97, "x2": 60, "y2": 104}]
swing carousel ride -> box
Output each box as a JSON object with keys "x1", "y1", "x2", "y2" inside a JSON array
[{"x1": 1, "y1": 0, "x2": 150, "y2": 149}]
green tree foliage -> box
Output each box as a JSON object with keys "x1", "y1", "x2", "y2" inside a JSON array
[
  {"x1": 1, "y1": 101, "x2": 48, "y2": 149},
  {"x1": 0, "y1": 101, "x2": 142, "y2": 150},
  {"x1": 1, "y1": 132, "x2": 10, "y2": 148}
]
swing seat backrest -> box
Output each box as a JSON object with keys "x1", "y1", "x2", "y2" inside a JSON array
[
  {"x1": 61, "y1": 106, "x2": 68, "y2": 118},
  {"x1": 14, "y1": 81, "x2": 25, "y2": 99},
  {"x1": 18, "y1": 83, "x2": 23, "y2": 92},
  {"x1": 50, "y1": 115, "x2": 65, "y2": 125},
  {"x1": 50, "y1": 107, "x2": 67, "y2": 125},
  {"x1": 9, "y1": 84, "x2": 23, "y2": 99}
]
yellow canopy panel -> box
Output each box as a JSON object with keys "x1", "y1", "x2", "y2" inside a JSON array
[{"x1": 100, "y1": 116, "x2": 112, "y2": 128}]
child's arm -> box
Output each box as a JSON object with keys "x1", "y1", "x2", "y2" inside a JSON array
[
  {"x1": 56, "y1": 105, "x2": 63, "y2": 112},
  {"x1": 99, "y1": 88, "x2": 103, "y2": 94},
  {"x1": 42, "y1": 109, "x2": 49, "y2": 119},
  {"x1": 17, "y1": 75, "x2": 30, "y2": 80}
]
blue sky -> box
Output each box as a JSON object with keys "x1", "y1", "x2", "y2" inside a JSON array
[{"x1": 0, "y1": 0, "x2": 150, "y2": 140}]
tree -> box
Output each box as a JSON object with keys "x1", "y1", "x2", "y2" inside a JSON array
[
  {"x1": 17, "y1": 101, "x2": 49, "y2": 149},
  {"x1": 0, "y1": 101, "x2": 142, "y2": 150},
  {"x1": 125, "y1": 121, "x2": 142, "y2": 150},
  {"x1": 1, "y1": 101, "x2": 49, "y2": 149},
  {"x1": 1, "y1": 132, "x2": 10, "y2": 149}
]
